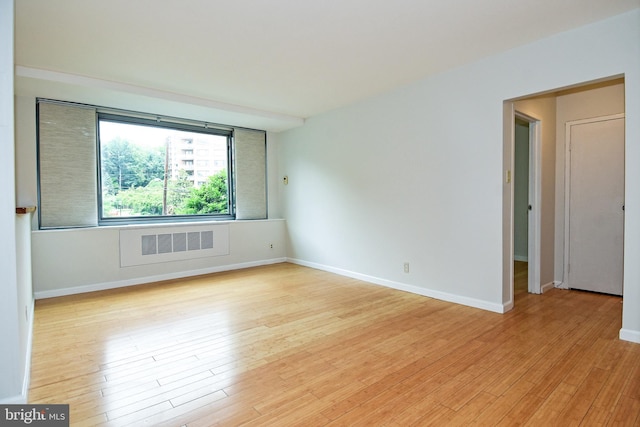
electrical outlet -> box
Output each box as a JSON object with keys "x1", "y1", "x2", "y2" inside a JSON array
[
  {"x1": 269, "y1": 243, "x2": 274, "y2": 249},
  {"x1": 404, "y1": 262, "x2": 410, "y2": 273}
]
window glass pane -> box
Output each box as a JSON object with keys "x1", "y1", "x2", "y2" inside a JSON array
[{"x1": 99, "y1": 119, "x2": 230, "y2": 219}]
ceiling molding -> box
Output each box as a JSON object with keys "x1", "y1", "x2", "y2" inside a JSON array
[{"x1": 15, "y1": 66, "x2": 305, "y2": 132}]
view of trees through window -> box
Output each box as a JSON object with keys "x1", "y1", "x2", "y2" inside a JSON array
[{"x1": 99, "y1": 119, "x2": 230, "y2": 219}]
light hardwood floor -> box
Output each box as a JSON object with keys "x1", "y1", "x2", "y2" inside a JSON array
[{"x1": 29, "y1": 262, "x2": 640, "y2": 426}]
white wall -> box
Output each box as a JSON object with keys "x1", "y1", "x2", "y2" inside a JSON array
[
  {"x1": 30, "y1": 220, "x2": 286, "y2": 297},
  {"x1": 278, "y1": 9, "x2": 640, "y2": 341},
  {"x1": 14, "y1": 213, "x2": 34, "y2": 397},
  {"x1": 14, "y1": 93, "x2": 287, "y2": 297},
  {"x1": 1, "y1": 0, "x2": 32, "y2": 403}
]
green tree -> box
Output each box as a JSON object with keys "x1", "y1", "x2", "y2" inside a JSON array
[
  {"x1": 101, "y1": 138, "x2": 166, "y2": 193},
  {"x1": 179, "y1": 170, "x2": 228, "y2": 214},
  {"x1": 101, "y1": 137, "x2": 140, "y2": 192},
  {"x1": 115, "y1": 179, "x2": 165, "y2": 216},
  {"x1": 137, "y1": 145, "x2": 166, "y2": 188},
  {"x1": 166, "y1": 170, "x2": 193, "y2": 214}
]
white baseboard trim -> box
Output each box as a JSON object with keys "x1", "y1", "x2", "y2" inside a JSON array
[
  {"x1": 502, "y1": 299, "x2": 514, "y2": 313},
  {"x1": 619, "y1": 328, "x2": 640, "y2": 344},
  {"x1": 34, "y1": 258, "x2": 287, "y2": 300},
  {"x1": 541, "y1": 281, "x2": 555, "y2": 293},
  {"x1": 554, "y1": 281, "x2": 567, "y2": 289},
  {"x1": 287, "y1": 258, "x2": 508, "y2": 314}
]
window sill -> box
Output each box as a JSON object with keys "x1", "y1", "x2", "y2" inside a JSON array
[{"x1": 35, "y1": 218, "x2": 284, "y2": 232}]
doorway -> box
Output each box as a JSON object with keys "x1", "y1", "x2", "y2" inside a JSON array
[
  {"x1": 513, "y1": 112, "x2": 541, "y2": 296},
  {"x1": 502, "y1": 77, "x2": 626, "y2": 313}
]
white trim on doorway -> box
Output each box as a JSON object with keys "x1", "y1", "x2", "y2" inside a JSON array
[
  {"x1": 515, "y1": 111, "x2": 542, "y2": 295},
  {"x1": 502, "y1": 103, "x2": 543, "y2": 312}
]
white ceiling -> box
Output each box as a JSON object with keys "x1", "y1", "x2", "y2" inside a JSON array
[{"x1": 14, "y1": 0, "x2": 640, "y2": 127}]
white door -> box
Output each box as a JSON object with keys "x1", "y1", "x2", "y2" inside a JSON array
[{"x1": 567, "y1": 116, "x2": 624, "y2": 295}]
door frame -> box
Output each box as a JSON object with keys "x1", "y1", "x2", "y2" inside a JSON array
[
  {"x1": 515, "y1": 111, "x2": 542, "y2": 294},
  {"x1": 561, "y1": 113, "x2": 625, "y2": 289},
  {"x1": 503, "y1": 102, "x2": 542, "y2": 312}
]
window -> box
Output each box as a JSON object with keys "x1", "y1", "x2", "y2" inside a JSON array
[
  {"x1": 98, "y1": 114, "x2": 232, "y2": 222},
  {"x1": 36, "y1": 99, "x2": 267, "y2": 229}
]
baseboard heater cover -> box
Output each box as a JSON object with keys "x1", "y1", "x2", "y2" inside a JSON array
[{"x1": 120, "y1": 224, "x2": 230, "y2": 267}]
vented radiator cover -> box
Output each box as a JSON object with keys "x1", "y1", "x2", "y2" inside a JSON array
[{"x1": 119, "y1": 224, "x2": 230, "y2": 267}]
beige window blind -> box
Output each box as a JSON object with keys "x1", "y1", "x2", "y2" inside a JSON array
[
  {"x1": 234, "y1": 128, "x2": 267, "y2": 220},
  {"x1": 38, "y1": 101, "x2": 98, "y2": 228}
]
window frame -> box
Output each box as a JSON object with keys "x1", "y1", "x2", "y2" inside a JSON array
[{"x1": 97, "y1": 112, "x2": 235, "y2": 225}]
